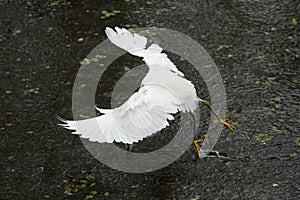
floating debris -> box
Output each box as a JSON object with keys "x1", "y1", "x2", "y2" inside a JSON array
[
  {"x1": 124, "y1": 66, "x2": 130, "y2": 71},
  {"x1": 241, "y1": 31, "x2": 249, "y2": 36},
  {"x1": 156, "y1": 8, "x2": 171, "y2": 15},
  {"x1": 265, "y1": 77, "x2": 277, "y2": 84},
  {"x1": 133, "y1": 7, "x2": 144, "y2": 14},
  {"x1": 12, "y1": 29, "x2": 21, "y2": 36},
  {"x1": 101, "y1": 10, "x2": 120, "y2": 19},
  {"x1": 271, "y1": 126, "x2": 282, "y2": 134},
  {"x1": 130, "y1": 184, "x2": 139, "y2": 188},
  {"x1": 125, "y1": 0, "x2": 136, "y2": 3},
  {"x1": 254, "y1": 133, "x2": 272, "y2": 143},
  {"x1": 24, "y1": 88, "x2": 40, "y2": 94},
  {"x1": 191, "y1": 194, "x2": 201, "y2": 200},
  {"x1": 258, "y1": 55, "x2": 265, "y2": 62},
  {"x1": 294, "y1": 138, "x2": 300, "y2": 146},
  {"x1": 216, "y1": 44, "x2": 230, "y2": 51},
  {"x1": 289, "y1": 152, "x2": 297, "y2": 157}
]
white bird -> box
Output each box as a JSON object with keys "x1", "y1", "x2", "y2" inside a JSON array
[{"x1": 58, "y1": 27, "x2": 235, "y2": 157}]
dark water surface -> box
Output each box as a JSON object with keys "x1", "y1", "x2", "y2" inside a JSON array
[{"x1": 1, "y1": 0, "x2": 299, "y2": 199}]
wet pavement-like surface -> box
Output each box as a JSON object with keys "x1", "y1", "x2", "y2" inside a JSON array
[{"x1": 0, "y1": 0, "x2": 299, "y2": 199}]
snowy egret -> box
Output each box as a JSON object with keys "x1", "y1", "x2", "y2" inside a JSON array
[{"x1": 58, "y1": 27, "x2": 235, "y2": 157}]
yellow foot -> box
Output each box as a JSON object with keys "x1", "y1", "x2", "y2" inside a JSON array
[
  {"x1": 199, "y1": 99, "x2": 236, "y2": 134},
  {"x1": 193, "y1": 139, "x2": 204, "y2": 158},
  {"x1": 222, "y1": 120, "x2": 236, "y2": 133}
]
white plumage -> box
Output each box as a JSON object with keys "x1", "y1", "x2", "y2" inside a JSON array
[{"x1": 59, "y1": 27, "x2": 199, "y2": 144}]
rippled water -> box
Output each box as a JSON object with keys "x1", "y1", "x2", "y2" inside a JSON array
[{"x1": 0, "y1": 0, "x2": 299, "y2": 199}]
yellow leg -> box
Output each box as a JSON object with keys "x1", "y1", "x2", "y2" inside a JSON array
[
  {"x1": 193, "y1": 139, "x2": 204, "y2": 158},
  {"x1": 199, "y1": 99, "x2": 236, "y2": 133},
  {"x1": 125, "y1": 144, "x2": 131, "y2": 151},
  {"x1": 191, "y1": 112, "x2": 197, "y2": 134}
]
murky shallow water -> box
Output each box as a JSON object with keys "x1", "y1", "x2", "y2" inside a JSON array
[{"x1": 0, "y1": 0, "x2": 299, "y2": 199}]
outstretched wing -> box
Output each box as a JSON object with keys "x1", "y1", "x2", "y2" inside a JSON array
[
  {"x1": 58, "y1": 85, "x2": 179, "y2": 144},
  {"x1": 105, "y1": 27, "x2": 184, "y2": 76},
  {"x1": 105, "y1": 27, "x2": 147, "y2": 57}
]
